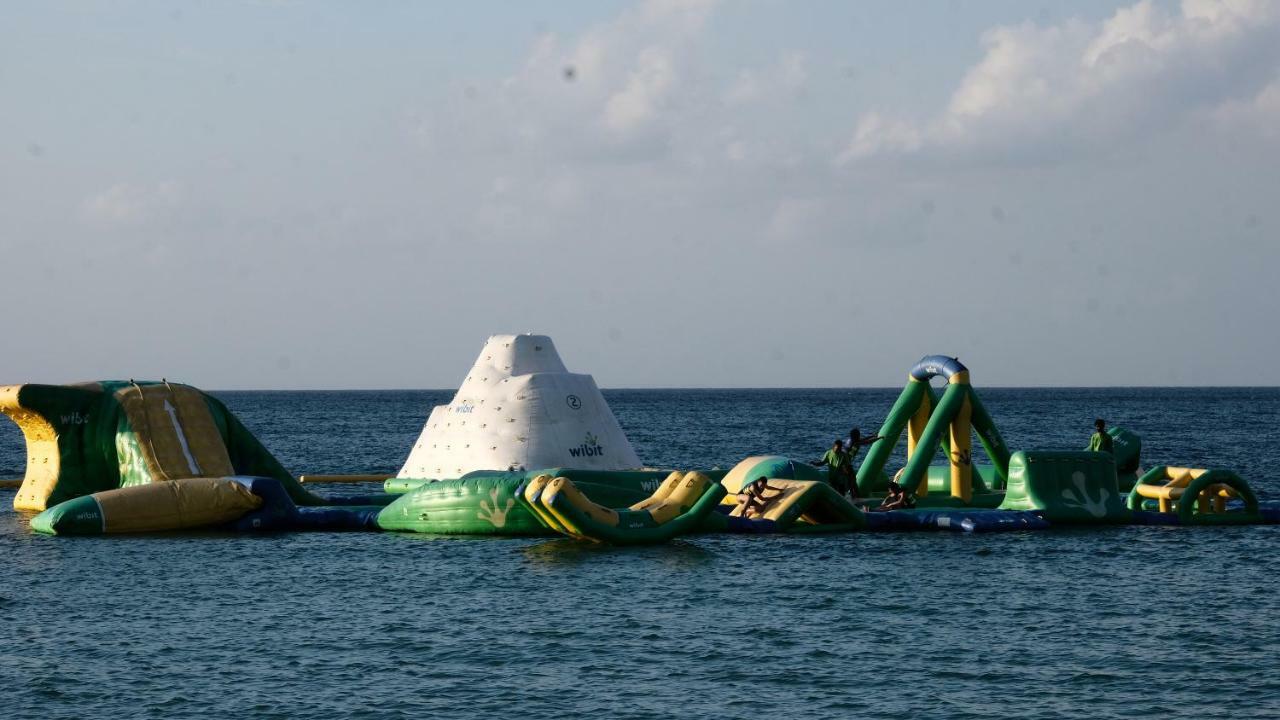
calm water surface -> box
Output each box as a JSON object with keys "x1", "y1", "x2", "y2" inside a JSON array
[{"x1": 2, "y1": 388, "x2": 1278, "y2": 719}]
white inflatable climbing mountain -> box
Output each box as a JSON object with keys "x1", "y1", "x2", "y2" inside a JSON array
[{"x1": 397, "y1": 334, "x2": 642, "y2": 479}]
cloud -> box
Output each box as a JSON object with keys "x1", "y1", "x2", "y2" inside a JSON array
[
  {"x1": 81, "y1": 181, "x2": 183, "y2": 226},
  {"x1": 1213, "y1": 73, "x2": 1280, "y2": 139},
  {"x1": 767, "y1": 197, "x2": 826, "y2": 243},
  {"x1": 839, "y1": 0, "x2": 1280, "y2": 164},
  {"x1": 723, "y1": 52, "x2": 808, "y2": 105},
  {"x1": 492, "y1": 0, "x2": 718, "y2": 155},
  {"x1": 603, "y1": 46, "x2": 676, "y2": 133}
]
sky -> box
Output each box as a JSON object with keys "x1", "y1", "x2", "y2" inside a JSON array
[{"x1": 1, "y1": 0, "x2": 1277, "y2": 389}]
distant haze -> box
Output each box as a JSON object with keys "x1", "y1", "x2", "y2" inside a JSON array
[{"x1": 2, "y1": 1, "x2": 1277, "y2": 389}]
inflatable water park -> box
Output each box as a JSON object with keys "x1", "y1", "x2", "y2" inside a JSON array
[{"x1": 3, "y1": 334, "x2": 1276, "y2": 541}]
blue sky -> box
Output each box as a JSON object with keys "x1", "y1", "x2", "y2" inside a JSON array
[{"x1": 2, "y1": 1, "x2": 1277, "y2": 388}]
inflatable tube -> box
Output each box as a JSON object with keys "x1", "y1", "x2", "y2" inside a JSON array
[
  {"x1": 532, "y1": 471, "x2": 727, "y2": 545},
  {"x1": 30, "y1": 477, "x2": 263, "y2": 535},
  {"x1": 909, "y1": 355, "x2": 968, "y2": 382},
  {"x1": 385, "y1": 477, "x2": 432, "y2": 494}
]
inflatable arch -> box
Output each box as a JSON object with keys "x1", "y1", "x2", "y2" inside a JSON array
[{"x1": 856, "y1": 355, "x2": 1012, "y2": 503}]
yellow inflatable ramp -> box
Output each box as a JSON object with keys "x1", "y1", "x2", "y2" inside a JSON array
[{"x1": 114, "y1": 382, "x2": 235, "y2": 484}]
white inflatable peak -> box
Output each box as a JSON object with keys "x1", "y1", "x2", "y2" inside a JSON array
[{"x1": 397, "y1": 334, "x2": 643, "y2": 479}]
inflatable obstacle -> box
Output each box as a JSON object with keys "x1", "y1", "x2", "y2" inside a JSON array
[
  {"x1": 856, "y1": 356, "x2": 1011, "y2": 505},
  {"x1": 1127, "y1": 466, "x2": 1261, "y2": 525},
  {"x1": 376, "y1": 468, "x2": 676, "y2": 535},
  {"x1": 719, "y1": 455, "x2": 829, "y2": 495},
  {"x1": 519, "y1": 471, "x2": 726, "y2": 544},
  {"x1": 0, "y1": 380, "x2": 390, "y2": 512},
  {"x1": 998, "y1": 451, "x2": 1132, "y2": 523},
  {"x1": 709, "y1": 479, "x2": 865, "y2": 534},
  {"x1": 29, "y1": 476, "x2": 383, "y2": 535},
  {"x1": 395, "y1": 334, "x2": 642, "y2": 481}
]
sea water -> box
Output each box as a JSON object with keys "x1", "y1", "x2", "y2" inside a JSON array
[{"x1": 2, "y1": 388, "x2": 1278, "y2": 719}]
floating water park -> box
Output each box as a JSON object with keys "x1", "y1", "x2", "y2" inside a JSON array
[{"x1": 2, "y1": 334, "x2": 1275, "y2": 540}]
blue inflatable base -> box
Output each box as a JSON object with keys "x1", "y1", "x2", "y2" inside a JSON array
[
  {"x1": 864, "y1": 508, "x2": 1050, "y2": 533},
  {"x1": 221, "y1": 477, "x2": 382, "y2": 532}
]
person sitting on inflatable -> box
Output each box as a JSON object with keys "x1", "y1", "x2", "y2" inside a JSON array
[
  {"x1": 870, "y1": 480, "x2": 915, "y2": 512},
  {"x1": 734, "y1": 477, "x2": 785, "y2": 518}
]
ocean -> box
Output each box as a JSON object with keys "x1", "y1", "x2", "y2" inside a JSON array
[{"x1": 2, "y1": 387, "x2": 1278, "y2": 719}]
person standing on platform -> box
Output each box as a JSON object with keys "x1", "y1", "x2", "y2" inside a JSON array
[
  {"x1": 816, "y1": 439, "x2": 857, "y2": 498},
  {"x1": 1089, "y1": 418, "x2": 1114, "y2": 455}
]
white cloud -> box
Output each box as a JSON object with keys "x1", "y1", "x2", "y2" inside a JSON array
[
  {"x1": 840, "y1": 0, "x2": 1280, "y2": 164},
  {"x1": 604, "y1": 46, "x2": 676, "y2": 133},
  {"x1": 767, "y1": 197, "x2": 826, "y2": 243},
  {"x1": 81, "y1": 181, "x2": 182, "y2": 225},
  {"x1": 493, "y1": 0, "x2": 718, "y2": 152},
  {"x1": 723, "y1": 52, "x2": 808, "y2": 105},
  {"x1": 1213, "y1": 73, "x2": 1280, "y2": 139}
]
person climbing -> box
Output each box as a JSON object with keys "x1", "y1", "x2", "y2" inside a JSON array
[
  {"x1": 870, "y1": 480, "x2": 915, "y2": 512},
  {"x1": 816, "y1": 439, "x2": 857, "y2": 498},
  {"x1": 734, "y1": 477, "x2": 784, "y2": 518},
  {"x1": 846, "y1": 427, "x2": 884, "y2": 462},
  {"x1": 1089, "y1": 418, "x2": 1114, "y2": 455}
]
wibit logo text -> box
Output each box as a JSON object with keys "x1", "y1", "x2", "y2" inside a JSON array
[{"x1": 568, "y1": 432, "x2": 604, "y2": 458}]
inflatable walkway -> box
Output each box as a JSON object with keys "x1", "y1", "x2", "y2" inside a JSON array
[
  {"x1": 0, "y1": 380, "x2": 388, "y2": 512},
  {"x1": 518, "y1": 471, "x2": 725, "y2": 545}
]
